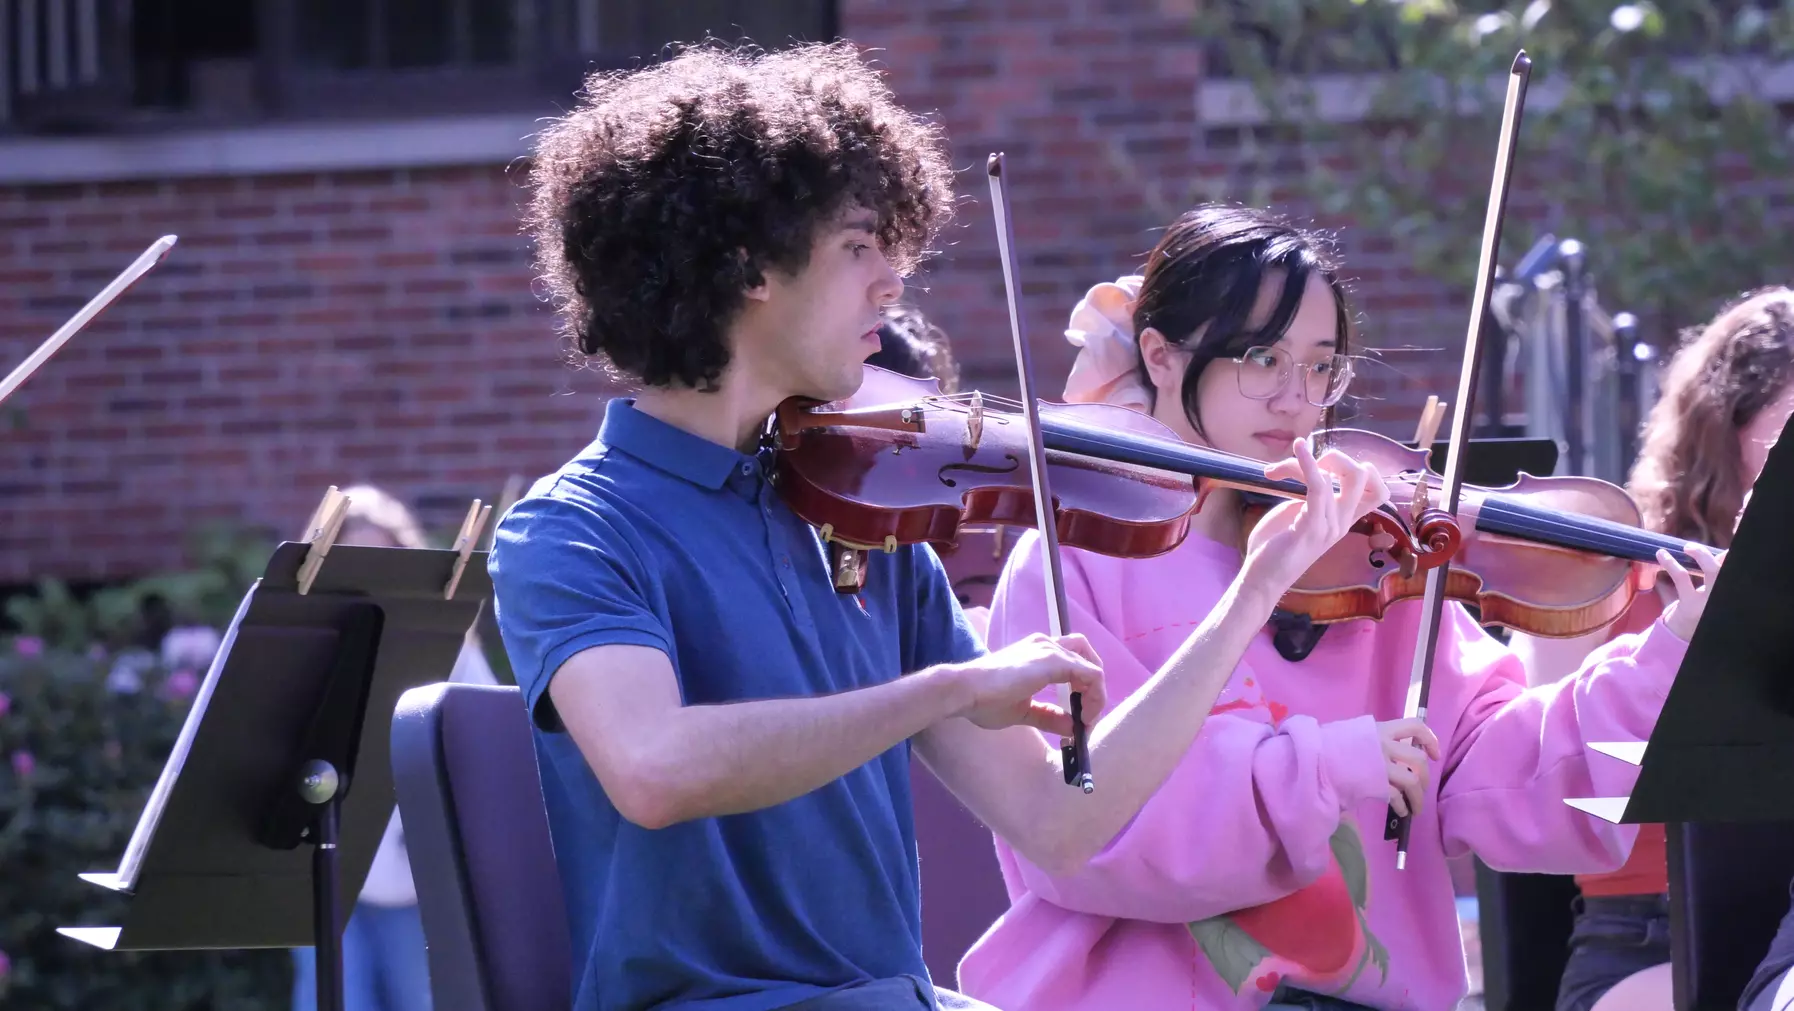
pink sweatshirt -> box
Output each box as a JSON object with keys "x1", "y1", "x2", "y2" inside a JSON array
[{"x1": 957, "y1": 529, "x2": 1687, "y2": 1011}]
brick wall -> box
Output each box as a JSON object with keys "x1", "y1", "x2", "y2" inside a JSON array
[
  {"x1": 860, "y1": 0, "x2": 1468, "y2": 399},
  {"x1": 0, "y1": 166, "x2": 592, "y2": 582},
  {"x1": 1, "y1": 0, "x2": 1473, "y2": 585}
]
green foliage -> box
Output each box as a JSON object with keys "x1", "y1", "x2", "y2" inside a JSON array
[
  {"x1": 1191, "y1": 0, "x2": 1794, "y2": 339},
  {"x1": 0, "y1": 644, "x2": 289, "y2": 1010},
  {"x1": 0, "y1": 521, "x2": 287, "y2": 1007},
  {"x1": 5, "y1": 521, "x2": 274, "y2": 654}
]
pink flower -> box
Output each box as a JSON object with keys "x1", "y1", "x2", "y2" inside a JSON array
[
  {"x1": 87, "y1": 643, "x2": 108, "y2": 661},
  {"x1": 162, "y1": 669, "x2": 199, "y2": 700},
  {"x1": 12, "y1": 636, "x2": 42, "y2": 657},
  {"x1": 0, "y1": 692, "x2": 9, "y2": 719},
  {"x1": 10, "y1": 751, "x2": 33, "y2": 778}
]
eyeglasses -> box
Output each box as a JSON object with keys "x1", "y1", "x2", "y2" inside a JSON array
[{"x1": 1231, "y1": 345, "x2": 1353, "y2": 407}]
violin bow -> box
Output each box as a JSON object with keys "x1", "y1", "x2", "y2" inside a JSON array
[
  {"x1": 1386, "y1": 52, "x2": 1532, "y2": 868},
  {"x1": 0, "y1": 235, "x2": 179, "y2": 409},
  {"x1": 987, "y1": 152, "x2": 1093, "y2": 793}
]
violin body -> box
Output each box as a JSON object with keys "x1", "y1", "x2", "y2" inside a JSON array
[
  {"x1": 774, "y1": 366, "x2": 1196, "y2": 561},
  {"x1": 1251, "y1": 432, "x2": 1648, "y2": 638},
  {"x1": 775, "y1": 365, "x2": 1700, "y2": 640}
]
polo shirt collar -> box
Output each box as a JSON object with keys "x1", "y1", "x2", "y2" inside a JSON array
[{"x1": 599, "y1": 397, "x2": 760, "y2": 491}]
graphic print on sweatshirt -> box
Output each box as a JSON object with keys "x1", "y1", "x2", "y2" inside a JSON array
[
  {"x1": 1188, "y1": 678, "x2": 1388, "y2": 998},
  {"x1": 1187, "y1": 820, "x2": 1390, "y2": 997}
]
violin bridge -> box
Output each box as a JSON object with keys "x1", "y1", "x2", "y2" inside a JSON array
[{"x1": 965, "y1": 391, "x2": 984, "y2": 453}]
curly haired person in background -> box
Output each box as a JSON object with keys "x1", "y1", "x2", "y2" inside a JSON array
[
  {"x1": 867, "y1": 303, "x2": 962, "y2": 394},
  {"x1": 1510, "y1": 286, "x2": 1794, "y2": 1011},
  {"x1": 486, "y1": 41, "x2": 1390, "y2": 1011}
]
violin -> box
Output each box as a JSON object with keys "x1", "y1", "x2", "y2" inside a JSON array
[{"x1": 771, "y1": 363, "x2": 1712, "y2": 641}]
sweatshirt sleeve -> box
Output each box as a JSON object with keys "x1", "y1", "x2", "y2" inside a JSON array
[
  {"x1": 1434, "y1": 604, "x2": 1687, "y2": 874},
  {"x1": 984, "y1": 536, "x2": 1392, "y2": 924}
]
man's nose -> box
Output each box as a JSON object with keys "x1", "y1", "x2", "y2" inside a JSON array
[{"x1": 874, "y1": 258, "x2": 904, "y2": 306}]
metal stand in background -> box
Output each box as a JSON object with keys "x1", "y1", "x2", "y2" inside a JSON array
[
  {"x1": 1610, "y1": 312, "x2": 1655, "y2": 475},
  {"x1": 1487, "y1": 235, "x2": 1662, "y2": 483},
  {"x1": 1558, "y1": 239, "x2": 1588, "y2": 477}
]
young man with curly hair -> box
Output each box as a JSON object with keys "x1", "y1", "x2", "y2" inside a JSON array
[{"x1": 488, "y1": 40, "x2": 1387, "y2": 1011}]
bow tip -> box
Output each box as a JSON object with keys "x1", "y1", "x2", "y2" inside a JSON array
[
  {"x1": 986, "y1": 152, "x2": 1004, "y2": 177},
  {"x1": 1511, "y1": 50, "x2": 1531, "y2": 74}
]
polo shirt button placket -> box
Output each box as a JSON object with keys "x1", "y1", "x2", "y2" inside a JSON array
[{"x1": 750, "y1": 472, "x2": 798, "y2": 609}]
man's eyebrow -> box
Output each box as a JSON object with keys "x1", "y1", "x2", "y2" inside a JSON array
[{"x1": 841, "y1": 214, "x2": 878, "y2": 234}]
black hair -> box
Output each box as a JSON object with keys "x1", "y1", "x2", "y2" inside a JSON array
[
  {"x1": 1131, "y1": 204, "x2": 1353, "y2": 438},
  {"x1": 525, "y1": 41, "x2": 955, "y2": 390}
]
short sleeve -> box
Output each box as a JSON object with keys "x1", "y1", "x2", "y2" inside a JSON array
[
  {"x1": 488, "y1": 490, "x2": 672, "y2": 732},
  {"x1": 905, "y1": 544, "x2": 987, "y2": 673}
]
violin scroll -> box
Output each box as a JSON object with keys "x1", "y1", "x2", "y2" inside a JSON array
[{"x1": 1413, "y1": 509, "x2": 1463, "y2": 561}]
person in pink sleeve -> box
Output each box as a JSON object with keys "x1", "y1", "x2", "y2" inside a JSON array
[{"x1": 956, "y1": 204, "x2": 1724, "y2": 1011}]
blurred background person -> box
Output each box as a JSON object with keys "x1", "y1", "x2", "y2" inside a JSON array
[{"x1": 1510, "y1": 286, "x2": 1794, "y2": 1011}]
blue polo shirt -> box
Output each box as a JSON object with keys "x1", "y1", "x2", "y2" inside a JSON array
[{"x1": 488, "y1": 398, "x2": 984, "y2": 1011}]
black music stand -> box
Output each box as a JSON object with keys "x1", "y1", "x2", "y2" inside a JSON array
[
  {"x1": 1406, "y1": 436, "x2": 1560, "y2": 487},
  {"x1": 56, "y1": 540, "x2": 490, "y2": 1011},
  {"x1": 1566, "y1": 412, "x2": 1794, "y2": 1010}
]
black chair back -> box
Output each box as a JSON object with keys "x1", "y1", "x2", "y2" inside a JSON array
[
  {"x1": 1476, "y1": 862, "x2": 1579, "y2": 1011},
  {"x1": 391, "y1": 682, "x2": 573, "y2": 1011},
  {"x1": 1669, "y1": 821, "x2": 1794, "y2": 1010}
]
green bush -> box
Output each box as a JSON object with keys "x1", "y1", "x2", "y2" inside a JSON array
[
  {"x1": 0, "y1": 639, "x2": 290, "y2": 1010},
  {"x1": 1, "y1": 522, "x2": 290, "y2": 1008},
  {"x1": 1190, "y1": 0, "x2": 1794, "y2": 341},
  {"x1": 5, "y1": 522, "x2": 274, "y2": 655}
]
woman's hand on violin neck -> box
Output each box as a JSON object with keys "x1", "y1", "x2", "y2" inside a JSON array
[
  {"x1": 1240, "y1": 437, "x2": 1391, "y2": 598},
  {"x1": 1659, "y1": 543, "x2": 1726, "y2": 643},
  {"x1": 938, "y1": 632, "x2": 1108, "y2": 736}
]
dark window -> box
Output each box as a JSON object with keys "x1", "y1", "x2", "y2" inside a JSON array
[{"x1": 1, "y1": 0, "x2": 837, "y2": 135}]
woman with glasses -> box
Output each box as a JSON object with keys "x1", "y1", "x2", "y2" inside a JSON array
[{"x1": 955, "y1": 204, "x2": 1719, "y2": 1011}]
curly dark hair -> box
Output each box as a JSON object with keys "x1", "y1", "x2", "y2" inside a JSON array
[
  {"x1": 524, "y1": 41, "x2": 956, "y2": 390},
  {"x1": 868, "y1": 303, "x2": 960, "y2": 392}
]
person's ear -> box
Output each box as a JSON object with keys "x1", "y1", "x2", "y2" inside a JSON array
[
  {"x1": 739, "y1": 248, "x2": 771, "y2": 303},
  {"x1": 1139, "y1": 326, "x2": 1184, "y2": 390}
]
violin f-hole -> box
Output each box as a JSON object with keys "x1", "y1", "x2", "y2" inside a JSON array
[{"x1": 938, "y1": 455, "x2": 1022, "y2": 488}]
